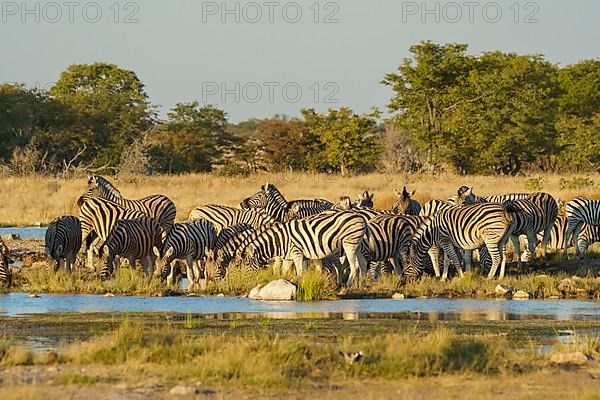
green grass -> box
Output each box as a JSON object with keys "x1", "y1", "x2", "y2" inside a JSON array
[
  {"x1": 5, "y1": 318, "x2": 597, "y2": 389},
  {"x1": 295, "y1": 269, "x2": 337, "y2": 301}
]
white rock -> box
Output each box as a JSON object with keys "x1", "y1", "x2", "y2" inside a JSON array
[
  {"x1": 257, "y1": 279, "x2": 296, "y2": 301},
  {"x1": 248, "y1": 285, "x2": 263, "y2": 300},
  {"x1": 103, "y1": 292, "x2": 115, "y2": 297},
  {"x1": 392, "y1": 292, "x2": 405, "y2": 300},
  {"x1": 216, "y1": 293, "x2": 224, "y2": 297},
  {"x1": 512, "y1": 290, "x2": 531, "y2": 299},
  {"x1": 27, "y1": 293, "x2": 39, "y2": 298},
  {"x1": 550, "y1": 352, "x2": 590, "y2": 366},
  {"x1": 495, "y1": 284, "x2": 513, "y2": 296}
]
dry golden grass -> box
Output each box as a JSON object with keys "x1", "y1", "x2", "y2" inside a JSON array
[{"x1": 0, "y1": 172, "x2": 599, "y2": 226}]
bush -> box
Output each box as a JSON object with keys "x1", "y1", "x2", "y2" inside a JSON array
[{"x1": 559, "y1": 176, "x2": 595, "y2": 190}]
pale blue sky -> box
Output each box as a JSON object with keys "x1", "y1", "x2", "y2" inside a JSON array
[{"x1": 1, "y1": 0, "x2": 598, "y2": 121}]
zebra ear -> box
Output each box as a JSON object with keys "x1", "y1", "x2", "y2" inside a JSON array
[
  {"x1": 411, "y1": 190, "x2": 416, "y2": 196},
  {"x1": 153, "y1": 246, "x2": 161, "y2": 258},
  {"x1": 165, "y1": 247, "x2": 174, "y2": 258},
  {"x1": 369, "y1": 192, "x2": 375, "y2": 201}
]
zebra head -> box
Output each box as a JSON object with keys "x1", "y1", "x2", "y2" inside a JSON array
[
  {"x1": 337, "y1": 196, "x2": 353, "y2": 210},
  {"x1": 240, "y1": 243, "x2": 264, "y2": 270},
  {"x1": 154, "y1": 246, "x2": 175, "y2": 282},
  {"x1": 240, "y1": 189, "x2": 267, "y2": 209},
  {"x1": 392, "y1": 187, "x2": 415, "y2": 213},
  {"x1": 354, "y1": 191, "x2": 374, "y2": 208},
  {"x1": 456, "y1": 186, "x2": 479, "y2": 205},
  {"x1": 87, "y1": 175, "x2": 122, "y2": 200}
]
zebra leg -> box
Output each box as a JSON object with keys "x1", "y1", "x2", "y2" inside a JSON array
[
  {"x1": 313, "y1": 259, "x2": 323, "y2": 274},
  {"x1": 563, "y1": 219, "x2": 578, "y2": 259},
  {"x1": 572, "y1": 223, "x2": 584, "y2": 259},
  {"x1": 526, "y1": 232, "x2": 537, "y2": 266},
  {"x1": 282, "y1": 258, "x2": 294, "y2": 276},
  {"x1": 141, "y1": 256, "x2": 153, "y2": 279},
  {"x1": 511, "y1": 235, "x2": 522, "y2": 269},
  {"x1": 186, "y1": 258, "x2": 196, "y2": 291},
  {"x1": 66, "y1": 255, "x2": 75, "y2": 274},
  {"x1": 390, "y1": 256, "x2": 403, "y2": 276},
  {"x1": 428, "y1": 246, "x2": 441, "y2": 278},
  {"x1": 485, "y1": 243, "x2": 504, "y2": 279},
  {"x1": 273, "y1": 257, "x2": 283, "y2": 275},
  {"x1": 342, "y1": 243, "x2": 365, "y2": 287},
  {"x1": 464, "y1": 250, "x2": 472, "y2": 273},
  {"x1": 540, "y1": 223, "x2": 553, "y2": 258},
  {"x1": 57, "y1": 258, "x2": 65, "y2": 273},
  {"x1": 439, "y1": 240, "x2": 462, "y2": 280}
]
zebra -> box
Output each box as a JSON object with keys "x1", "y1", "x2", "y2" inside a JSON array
[
  {"x1": 189, "y1": 204, "x2": 277, "y2": 232},
  {"x1": 239, "y1": 210, "x2": 369, "y2": 286},
  {"x1": 0, "y1": 237, "x2": 14, "y2": 287},
  {"x1": 240, "y1": 182, "x2": 333, "y2": 222},
  {"x1": 419, "y1": 199, "x2": 454, "y2": 217},
  {"x1": 406, "y1": 202, "x2": 518, "y2": 280},
  {"x1": 362, "y1": 214, "x2": 413, "y2": 277},
  {"x1": 45, "y1": 215, "x2": 82, "y2": 273},
  {"x1": 333, "y1": 196, "x2": 354, "y2": 210},
  {"x1": 100, "y1": 217, "x2": 163, "y2": 280},
  {"x1": 78, "y1": 195, "x2": 148, "y2": 270},
  {"x1": 212, "y1": 223, "x2": 257, "y2": 278},
  {"x1": 153, "y1": 219, "x2": 217, "y2": 288},
  {"x1": 458, "y1": 187, "x2": 531, "y2": 205},
  {"x1": 392, "y1": 187, "x2": 421, "y2": 215},
  {"x1": 354, "y1": 191, "x2": 374, "y2": 208},
  {"x1": 563, "y1": 197, "x2": 600, "y2": 259},
  {"x1": 86, "y1": 175, "x2": 177, "y2": 236}
]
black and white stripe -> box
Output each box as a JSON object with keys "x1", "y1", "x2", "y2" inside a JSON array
[
  {"x1": 239, "y1": 210, "x2": 368, "y2": 286},
  {"x1": 392, "y1": 187, "x2": 421, "y2": 215},
  {"x1": 45, "y1": 215, "x2": 82, "y2": 273},
  {"x1": 407, "y1": 203, "x2": 517, "y2": 280},
  {"x1": 419, "y1": 199, "x2": 454, "y2": 217},
  {"x1": 87, "y1": 175, "x2": 177, "y2": 235},
  {"x1": 154, "y1": 219, "x2": 218, "y2": 287},
  {"x1": 78, "y1": 195, "x2": 148, "y2": 270},
  {"x1": 100, "y1": 217, "x2": 163, "y2": 280},
  {"x1": 240, "y1": 183, "x2": 333, "y2": 222},
  {"x1": 362, "y1": 214, "x2": 413, "y2": 276},
  {"x1": 0, "y1": 237, "x2": 13, "y2": 287},
  {"x1": 563, "y1": 197, "x2": 600, "y2": 258},
  {"x1": 212, "y1": 223, "x2": 257, "y2": 278},
  {"x1": 189, "y1": 204, "x2": 277, "y2": 232}
]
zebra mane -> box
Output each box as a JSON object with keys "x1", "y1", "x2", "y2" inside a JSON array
[
  {"x1": 263, "y1": 183, "x2": 289, "y2": 210},
  {"x1": 89, "y1": 175, "x2": 123, "y2": 199}
]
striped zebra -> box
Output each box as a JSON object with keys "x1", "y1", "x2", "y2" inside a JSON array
[
  {"x1": 239, "y1": 210, "x2": 369, "y2": 286},
  {"x1": 458, "y1": 187, "x2": 531, "y2": 205},
  {"x1": 78, "y1": 195, "x2": 148, "y2": 270},
  {"x1": 333, "y1": 196, "x2": 354, "y2": 210},
  {"x1": 240, "y1": 183, "x2": 333, "y2": 222},
  {"x1": 0, "y1": 237, "x2": 13, "y2": 287},
  {"x1": 563, "y1": 197, "x2": 600, "y2": 258},
  {"x1": 100, "y1": 217, "x2": 163, "y2": 280},
  {"x1": 536, "y1": 215, "x2": 600, "y2": 254},
  {"x1": 45, "y1": 215, "x2": 82, "y2": 273},
  {"x1": 87, "y1": 175, "x2": 176, "y2": 235},
  {"x1": 392, "y1": 187, "x2": 421, "y2": 215},
  {"x1": 189, "y1": 205, "x2": 277, "y2": 232},
  {"x1": 354, "y1": 191, "x2": 374, "y2": 208},
  {"x1": 406, "y1": 202, "x2": 518, "y2": 280},
  {"x1": 154, "y1": 219, "x2": 217, "y2": 287},
  {"x1": 362, "y1": 214, "x2": 413, "y2": 276},
  {"x1": 212, "y1": 223, "x2": 257, "y2": 278},
  {"x1": 419, "y1": 199, "x2": 454, "y2": 217}
]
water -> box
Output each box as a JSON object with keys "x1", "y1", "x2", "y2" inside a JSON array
[
  {"x1": 1, "y1": 293, "x2": 599, "y2": 320},
  {"x1": 0, "y1": 227, "x2": 46, "y2": 240}
]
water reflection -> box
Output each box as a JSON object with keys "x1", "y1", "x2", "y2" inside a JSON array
[{"x1": 0, "y1": 293, "x2": 598, "y2": 321}]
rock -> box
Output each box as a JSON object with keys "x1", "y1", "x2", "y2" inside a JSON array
[
  {"x1": 216, "y1": 293, "x2": 225, "y2": 297},
  {"x1": 495, "y1": 284, "x2": 513, "y2": 296},
  {"x1": 392, "y1": 292, "x2": 405, "y2": 300},
  {"x1": 550, "y1": 352, "x2": 590, "y2": 366},
  {"x1": 558, "y1": 278, "x2": 575, "y2": 292},
  {"x1": 27, "y1": 293, "x2": 39, "y2": 298},
  {"x1": 512, "y1": 290, "x2": 531, "y2": 299},
  {"x1": 169, "y1": 385, "x2": 200, "y2": 395},
  {"x1": 548, "y1": 295, "x2": 561, "y2": 299},
  {"x1": 103, "y1": 292, "x2": 115, "y2": 297},
  {"x1": 248, "y1": 285, "x2": 262, "y2": 300},
  {"x1": 256, "y1": 279, "x2": 296, "y2": 301}
]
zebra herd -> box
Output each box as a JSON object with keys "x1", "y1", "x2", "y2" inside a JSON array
[{"x1": 1, "y1": 176, "x2": 599, "y2": 289}]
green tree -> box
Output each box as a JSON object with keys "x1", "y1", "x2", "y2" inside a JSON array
[
  {"x1": 49, "y1": 62, "x2": 154, "y2": 168},
  {"x1": 302, "y1": 108, "x2": 381, "y2": 175}
]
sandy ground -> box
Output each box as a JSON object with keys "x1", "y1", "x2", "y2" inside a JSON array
[{"x1": 0, "y1": 364, "x2": 599, "y2": 400}]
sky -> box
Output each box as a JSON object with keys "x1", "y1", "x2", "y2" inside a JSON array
[{"x1": 1, "y1": 0, "x2": 598, "y2": 122}]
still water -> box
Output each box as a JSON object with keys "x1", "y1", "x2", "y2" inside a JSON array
[
  {"x1": 0, "y1": 227, "x2": 46, "y2": 240},
  {"x1": 1, "y1": 293, "x2": 598, "y2": 321}
]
